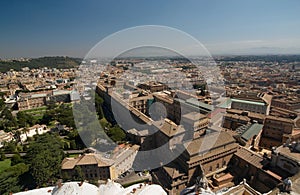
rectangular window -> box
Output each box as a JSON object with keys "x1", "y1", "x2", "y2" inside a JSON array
[{"x1": 223, "y1": 161, "x2": 226, "y2": 166}]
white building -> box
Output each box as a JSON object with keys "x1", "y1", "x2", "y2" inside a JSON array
[
  {"x1": 61, "y1": 144, "x2": 140, "y2": 181},
  {"x1": 18, "y1": 124, "x2": 49, "y2": 142},
  {"x1": 110, "y1": 144, "x2": 140, "y2": 179},
  {"x1": 0, "y1": 130, "x2": 14, "y2": 148}
]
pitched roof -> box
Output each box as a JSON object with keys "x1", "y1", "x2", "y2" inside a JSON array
[
  {"x1": 226, "y1": 109, "x2": 266, "y2": 120},
  {"x1": 224, "y1": 113, "x2": 251, "y2": 122},
  {"x1": 265, "y1": 115, "x2": 294, "y2": 124},
  {"x1": 158, "y1": 119, "x2": 185, "y2": 137},
  {"x1": 182, "y1": 112, "x2": 207, "y2": 121},
  {"x1": 163, "y1": 162, "x2": 185, "y2": 179},
  {"x1": 77, "y1": 154, "x2": 109, "y2": 167},
  {"x1": 62, "y1": 154, "x2": 110, "y2": 170},
  {"x1": 61, "y1": 158, "x2": 79, "y2": 169},
  {"x1": 234, "y1": 147, "x2": 263, "y2": 168},
  {"x1": 186, "y1": 131, "x2": 236, "y2": 156}
]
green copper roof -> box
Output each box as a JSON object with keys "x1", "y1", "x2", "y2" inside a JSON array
[
  {"x1": 241, "y1": 123, "x2": 264, "y2": 141},
  {"x1": 231, "y1": 98, "x2": 265, "y2": 106}
]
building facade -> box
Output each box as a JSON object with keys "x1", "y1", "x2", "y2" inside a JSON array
[{"x1": 260, "y1": 116, "x2": 294, "y2": 149}]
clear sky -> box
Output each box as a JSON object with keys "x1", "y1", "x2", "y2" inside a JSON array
[{"x1": 1, "y1": 0, "x2": 300, "y2": 58}]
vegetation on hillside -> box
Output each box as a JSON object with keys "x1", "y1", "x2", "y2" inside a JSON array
[{"x1": 0, "y1": 56, "x2": 81, "y2": 72}]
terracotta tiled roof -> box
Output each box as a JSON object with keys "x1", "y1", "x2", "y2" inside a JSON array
[
  {"x1": 226, "y1": 109, "x2": 266, "y2": 120},
  {"x1": 186, "y1": 131, "x2": 236, "y2": 156},
  {"x1": 265, "y1": 115, "x2": 294, "y2": 124},
  {"x1": 163, "y1": 162, "x2": 185, "y2": 179},
  {"x1": 224, "y1": 113, "x2": 251, "y2": 121},
  {"x1": 155, "y1": 121, "x2": 185, "y2": 138},
  {"x1": 77, "y1": 154, "x2": 110, "y2": 167},
  {"x1": 234, "y1": 147, "x2": 263, "y2": 168},
  {"x1": 182, "y1": 112, "x2": 207, "y2": 121},
  {"x1": 61, "y1": 158, "x2": 79, "y2": 170},
  {"x1": 62, "y1": 154, "x2": 110, "y2": 170}
]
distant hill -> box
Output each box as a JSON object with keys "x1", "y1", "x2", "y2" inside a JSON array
[
  {"x1": 216, "y1": 55, "x2": 300, "y2": 63},
  {"x1": 0, "y1": 56, "x2": 82, "y2": 72}
]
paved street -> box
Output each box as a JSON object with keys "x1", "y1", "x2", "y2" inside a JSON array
[{"x1": 115, "y1": 172, "x2": 151, "y2": 186}]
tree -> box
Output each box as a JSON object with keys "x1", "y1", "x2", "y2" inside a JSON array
[
  {"x1": 73, "y1": 166, "x2": 84, "y2": 181},
  {"x1": 46, "y1": 100, "x2": 57, "y2": 110},
  {"x1": 14, "y1": 130, "x2": 22, "y2": 143},
  {"x1": 95, "y1": 94, "x2": 104, "y2": 119},
  {"x1": 0, "y1": 163, "x2": 29, "y2": 194},
  {"x1": 17, "y1": 111, "x2": 36, "y2": 128},
  {"x1": 0, "y1": 98, "x2": 5, "y2": 110},
  {"x1": 67, "y1": 130, "x2": 85, "y2": 150},
  {"x1": 16, "y1": 112, "x2": 27, "y2": 128},
  {"x1": 107, "y1": 125, "x2": 126, "y2": 142},
  {"x1": 40, "y1": 109, "x2": 56, "y2": 125},
  {"x1": 4, "y1": 142, "x2": 17, "y2": 153},
  {"x1": 1, "y1": 107, "x2": 14, "y2": 120},
  {"x1": 0, "y1": 151, "x2": 5, "y2": 161},
  {"x1": 70, "y1": 140, "x2": 77, "y2": 150},
  {"x1": 11, "y1": 153, "x2": 23, "y2": 166},
  {"x1": 0, "y1": 107, "x2": 17, "y2": 131},
  {"x1": 26, "y1": 134, "x2": 64, "y2": 186},
  {"x1": 41, "y1": 104, "x2": 75, "y2": 129}
]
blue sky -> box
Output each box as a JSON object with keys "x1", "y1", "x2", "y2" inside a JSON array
[{"x1": 1, "y1": 0, "x2": 300, "y2": 58}]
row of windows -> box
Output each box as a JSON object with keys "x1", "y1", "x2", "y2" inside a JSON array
[
  {"x1": 189, "y1": 148, "x2": 235, "y2": 167},
  {"x1": 208, "y1": 160, "x2": 227, "y2": 171}
]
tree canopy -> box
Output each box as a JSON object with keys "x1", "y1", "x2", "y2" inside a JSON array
[
  {"x1": 0, "y1": 163, "x2": 29, "y2": 195},
  {"x1": 25, "y1": 133, "x2": 64, "y2": 186}
]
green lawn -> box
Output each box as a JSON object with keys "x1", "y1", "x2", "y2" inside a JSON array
[
  {"x1": 0, "y1": 159, "x2": 11, "y2": 173},
  {"x1": 23, "y1": 107, "x2": 47, "y2": 120},
  {"x1": 23, "y1": 106, "x2": 47, "y2": 113},
  {"x1": 31, "y1": 114, "x2": 44, "y2": 121},
  {"x1": 67, "y1": 154, "x2": 79, "y2": 158}
]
